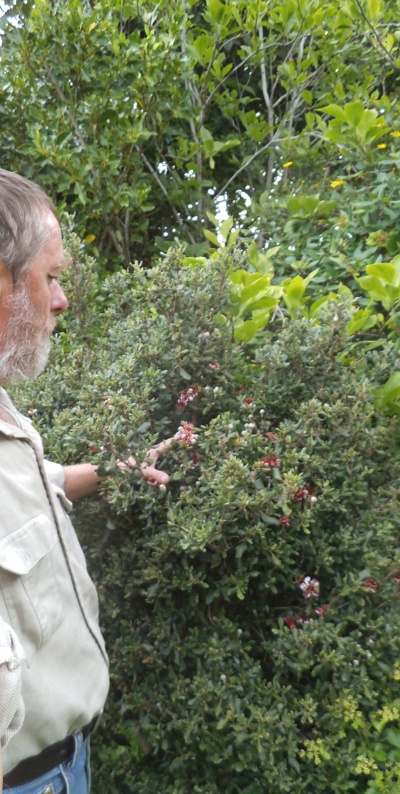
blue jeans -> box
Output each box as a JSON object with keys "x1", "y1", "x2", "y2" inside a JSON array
[{"x1": 5, "y1": 734, "x2": 90, "y2": 794}]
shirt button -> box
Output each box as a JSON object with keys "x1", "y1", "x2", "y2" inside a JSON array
[{"x1": 44, "y1": 787, "x2": 53, "y2": 794}]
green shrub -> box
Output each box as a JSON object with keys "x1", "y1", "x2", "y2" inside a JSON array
[{"x1": 12, "y1": 235, "x2": 400, "y2": 793}]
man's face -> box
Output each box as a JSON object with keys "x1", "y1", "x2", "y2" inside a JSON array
[{"x1": 0, "y1": 212, "x2": 68, "y2": 384}]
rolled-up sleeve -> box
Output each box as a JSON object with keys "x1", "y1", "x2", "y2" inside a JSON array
[{"x1": 43, "y1": 460, "x2": 65, "y2": 491}]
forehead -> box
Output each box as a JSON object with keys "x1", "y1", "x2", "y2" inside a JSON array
[{"x1": 28, "y1": 214, "x2": 65, "y2": 275}]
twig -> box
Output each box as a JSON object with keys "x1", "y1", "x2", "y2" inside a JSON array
[
  {"x1": 139, "y1": 151, "x2": 196, "y2": 245},
  {"x1": 352, "y1": 0, "x2": 399, "y2": 68},
  {"x1": 215, "y1": 132, "x2": 297, "y2": 199},
  {"x1": 258, "y1": 26, "x2": 274, "y2": 127}
]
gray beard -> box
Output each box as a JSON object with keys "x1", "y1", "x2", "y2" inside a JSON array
[{"x1": 0, "y1": 283, "x2": 51, "y2": 384}]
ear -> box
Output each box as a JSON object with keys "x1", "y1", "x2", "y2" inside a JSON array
[{"x1": 0, "y1": 260, "x2": 13, "y2": 304}]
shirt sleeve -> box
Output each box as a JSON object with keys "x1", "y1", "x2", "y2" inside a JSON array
[
  {"x1": 0, "y1": 618, "x2": 25, "y2": 748},
  {"x1": 43, "y1": 460, "x2": 66, "y2": 491}
]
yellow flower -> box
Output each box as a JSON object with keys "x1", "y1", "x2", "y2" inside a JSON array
[
  {"x1": 330, "y1": 179, "x2": 346, "y2": 188},
  {"x1": 377, "y1": 143, "x2": 387, "y2": 149},
  {"x1": 391, "y1": 131, "x2": 400, "y2": 137},
  {"x1": 283, "y1": 161, "x2": 293, "y2": 168}
]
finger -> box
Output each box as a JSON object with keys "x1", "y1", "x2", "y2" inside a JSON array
[
  {"x1": 118, "y1": 438, "x2": 175, "y2": 471},
  {"x1": 141, "y1": 464, "x2": 170, "y2": 485},
  {"x1": 117, "y1": 456, "x2": 137, "y2": 472},
  {"x1": 149, "y1": 437, "x2": 175, "y2": 459},
  {"x1": 146, "y1": 478, "x2": 167, "y2": 490}
]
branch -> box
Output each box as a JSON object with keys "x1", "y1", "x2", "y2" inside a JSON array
[
  {"x1": 258, "y1": 26, "x2": 274, "y2": 127},
  {"x1": 271, "y1": 29, "x2": 307, "y2": 95},
  {"x1": 272, "y1": 63, "x2": 326, "y2": 112},
  {"x1": 204, "y1": 40, "x2": 279, "y2": 112},
  {"x1": 102, "y1": 218, "x2": 124, "y2": 257},
  {"x1": 215, "y1": 131, "x2": 297, "y2": 199},
  {"x1": 180, "y1": 5, "x2": 205, "y2": 222},
  {"x1": 139, "y1": 151, "x2": 196, "y2": 244},
  {"x1": 351, "y1": 0, "x2": 399, "y2": 68},
  {"x1": 41, "y1": 64, "x2": 88, "y2": 152}
]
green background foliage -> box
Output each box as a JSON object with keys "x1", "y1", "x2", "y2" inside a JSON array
[
  {"x1": 1, "y1": 0, "x2": 400, "y2": 272},
  {"x1": 1, "y1": 0, "x2": 400, "y2": 788},
  {"x1": 12, "y1": 236, "x2": 400, "y2": 792}
]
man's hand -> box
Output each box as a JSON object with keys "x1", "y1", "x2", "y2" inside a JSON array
[
  {"x1": 117, "y1": 437, "x2": 174, "y2": 488},
  {"x1": 63, "y1": 437, "x2": 175, "y2": 501}
]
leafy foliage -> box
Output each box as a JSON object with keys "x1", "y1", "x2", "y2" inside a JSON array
[
  {"x1": 0, "y1": 0, "x2": 400, "y2": 269},
  {"x1": 11, "y1": 237, "x2": 400, "y2": 793}
]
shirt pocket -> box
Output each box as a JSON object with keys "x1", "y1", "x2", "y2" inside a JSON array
[{"x1": 0, "y1": 515, "x2": 63, "y2": 666}]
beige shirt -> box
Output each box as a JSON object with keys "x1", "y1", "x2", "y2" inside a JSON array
[
  {"x1": 0, "y1": 388, "x2": 109, "y2": 774},
  {"x1": 0, "y1": 617, "x2": 24, "y2": 748}
]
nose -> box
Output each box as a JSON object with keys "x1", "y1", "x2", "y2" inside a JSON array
[{"x1": 50, "y1": 281, "x2": 69, "y2": 313}]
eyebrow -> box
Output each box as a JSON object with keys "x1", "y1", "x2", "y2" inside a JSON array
[
  {"x1": 62, "y1": 252, "x2": 73, "y2": 268},
  {"x1": 54, "y1": 254, "x2": 71, "y2": 272}
]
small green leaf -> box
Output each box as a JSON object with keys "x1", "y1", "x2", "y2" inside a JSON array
[
  {"x1": 387, "y1": 728, "x2": 400, "y2": 749},
  {"x1": 203, "y1": 229, "x2": 220, "y2": 247},
  {"x1": 234, "y1": 319, "x2": 262, "y2": 343},
  {"x1": 208, "y1": 0, "x2": 225, "y2": 23},
  {"x1": 366, "y1": 263, "x2": 396, "y2": 284},
  {"x1": 219, "y1": 217, "x2": 234, "y2": 241},
  {"x1": 320, "y1": 103, "x2": 347, "y2": 121},
  {"x1": 137, "y1": 421, "x2": 151, "y2": 433},
  {"x1": 367, "y1": 0, "x2": 382, "y2": 20},
  {"x1": 301, "y1": 89, "x2": 313, "y2": 105}
]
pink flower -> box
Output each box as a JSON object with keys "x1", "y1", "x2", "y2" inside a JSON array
[
  {"x1": 260, "y1": 455, "x2": 281, "y2": 469},
  {"x1": 299, "y1": 576, "x2": 320, "y2": 599},
  {"x1": 294, "y1": 485, "x2": 316, "y2": 502},
  {"x1": 315, "y1": 604, "x2": 330, "y2": 617},
  {"x1": 364, "y1": 578, "x2": 378, "y2": 594},
  {"x1": 296, "y1": 613, "x2": 308, "y2": 625},
  {"x1": 176, "y1": 385, "x2": 200, "y2": 409},
  {"x1": 175, "y1": 421, "x2": 198, "y2": 446},
  {"x1": 241, "y1": 397, "x2": 254, "y2": 407},
  {"x1": 208, "y1": 361, "x2": 220, "y2": 371},
  {"x1": 284, "y1": 611, "x2": 309, "y2": 629},
  {"x1": 265, "y1": 432, "x2": 278, "y2": 441},
  {"x1": 284, "y1": 616, "x2": 296, "y2": 629},
  {"x1": 394, "y1": 572, "x2": 400, "y2": 584},
  {"x1": 278, "y1": 516, "x2": 291, "y2": 527}
]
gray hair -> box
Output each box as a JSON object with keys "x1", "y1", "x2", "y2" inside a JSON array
[{"x1": 0, "y1": 169, "x2": 56, "y2": 282}]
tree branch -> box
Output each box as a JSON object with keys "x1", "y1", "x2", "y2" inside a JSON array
[
  {"x1": 215, "y1": 132, "x2": 297, "y2": 199},
  {"x1": 42, "y1": 64, "x2": 89, "y2": 153},
  {"x1": 351, "y1": 0, "x2": 399, "y2": 68},
  {"x1": 258, "y1": 26, "x2": 274, "y2": 128},
  {"x1": 139, "y1": 151, "x2": 195, "y2": 245}
]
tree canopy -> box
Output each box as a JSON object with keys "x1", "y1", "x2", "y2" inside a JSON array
[{"x1": 0, "y1": 0, "x2": 399, "y2": 270}]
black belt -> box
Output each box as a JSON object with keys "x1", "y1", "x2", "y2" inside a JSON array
[{"x1": 3, "y1": 714, "x2": 100, "y2": 789}]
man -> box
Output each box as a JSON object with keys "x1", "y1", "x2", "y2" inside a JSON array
[{"x1": 0, "y1": 170, "x2": 169, "y2": 792}]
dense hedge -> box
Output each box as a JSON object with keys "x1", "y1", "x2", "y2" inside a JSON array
[{"x1": 12, "y1": 234, "x2": 400, "y2": 793}]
